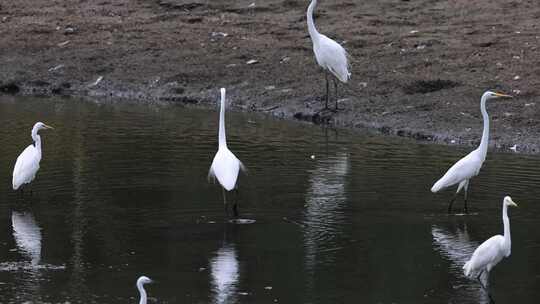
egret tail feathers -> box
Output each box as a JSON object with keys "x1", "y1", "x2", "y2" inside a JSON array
[
  {"x1": 463, "y1": 260, "x2": 473, "y2": 278},
  {"x1": 239, "y1": 160, "x2": 247, "y2": 175},
  {"x1": 431, "y1": 179, "x2": 445, "y2": 193},
  {"x1": 12, "y1": 180, "x2": 20, "y2": 190},
  {"x1": 431, "y1": 171, "x2": 459, "y2": 193},
  {"x1": 207, "y1": 166, "x2": 216, "y2": 183}
]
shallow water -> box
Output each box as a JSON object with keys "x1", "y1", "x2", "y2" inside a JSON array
[{"x1": 0, "y1": 96, "x2": 539, "y2": 303}]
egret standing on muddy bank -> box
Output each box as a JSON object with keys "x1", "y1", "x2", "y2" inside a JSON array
[
  {"x1": 431, "y1": 91, "x2": 512, "y2": 213},
  {"x1": 12, "y1": 122, "x2": 54, "y2": 193},
  {"x1": 307, "y1": 0, "x2": 351, "y2": 110},
  {"x1": 209, "y1": 88, "x2": 245, "y2": 217}
]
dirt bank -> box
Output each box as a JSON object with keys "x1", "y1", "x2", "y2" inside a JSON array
[{"x1": 1, "y1": 0, "x2": 540, "y2": 152}]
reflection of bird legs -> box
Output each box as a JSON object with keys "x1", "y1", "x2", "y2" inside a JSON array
[{"x1": 476, "y1": 270, "x2": 495, "y2": 304}]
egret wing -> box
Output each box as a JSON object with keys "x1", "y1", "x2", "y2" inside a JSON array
[
  {"x1": 431, "y1": 150, "x2": 483, "y2": 192},
  {"x1": 464, "y1": 235, "x2": 504, "y2": 277},
  {"x1": 317, "y1": 35, "x2": 351, "y2": 83},
  {"x1": 210, "y1": 149, "x2": 241, "y2": 191},
  {"x1": 12, "y1": 145, "x2": 40, "y2": 190}
]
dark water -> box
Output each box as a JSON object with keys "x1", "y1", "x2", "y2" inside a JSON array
[{"x1": 0, "y1": 96, "x2": 539, "y2": 303}]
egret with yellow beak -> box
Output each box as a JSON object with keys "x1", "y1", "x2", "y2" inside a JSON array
[
  {"x1": 12, "y1": 122, "x2": 54, "y2": 193},
  {"x1": 431, "y1": 91, "x2": 513, "y2": 213},
  {"x1": 463, "y1": 196, "x2": 518, "y2": 303}
]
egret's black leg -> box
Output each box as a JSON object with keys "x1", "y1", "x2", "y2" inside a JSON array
[
  {"x1": 333, "y1": 78, "x2": 339, "y2": 111},
  {"x1": 476, "y1": 270, "x2": 485, "y2": 288},
  {"x1": 222, "y1": 188, "x2": 229, "y2": 217},
  {"x1": 233, "y1": 189, "x2": 239, "y2": 218},
  {"x1": 324, "y1": 72, "x2": 330, "y2": 110},
  {"x1": 463, "y1": 188, "x2": 469, "y2": 214},
  {"x1": 447, "y1": 193, "x2": 458, "y2": 214},
  {"x1": 463, "y1": 181, "x2": 470, "y2": 214},
  {"x1": 477, "y1": 271, "x2": 495, "y2": 304}
]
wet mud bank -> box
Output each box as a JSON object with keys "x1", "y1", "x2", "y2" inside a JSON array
[{"x1": 1, "y1": 0, "x2": 540, "y2": 153}]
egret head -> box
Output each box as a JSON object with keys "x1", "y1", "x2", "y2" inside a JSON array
[
  {"x1": 137, "y1": 276, "x2": 153, "y2": 286},
  {"x1": 504, "y1": 196, "x2": 518, "y2": 207},
  {"x1": 34, "y1": 122, "x2": 54, "y2": 131},
  {"x1": 31, "y1": 122, "x2": 54, "y2": 141},
  {"x1": 483, "y1": 91, "x2": 513, "y2": 100}
]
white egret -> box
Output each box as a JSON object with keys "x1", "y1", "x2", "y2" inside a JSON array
[
  {"x1": 12, "y1": 122, "x2": 54, "y2": 193},
  {"x1": 463, "y1": 196, "x2": 518, "y2": 303},
  {"x1": 432, "y1": 225, "x2": 491, "y2": 303},
  {"x1": 136, "y1": 276, "x2": 153, "y2": 304},
  {"x1": 431, "y1": 91, "x2": 512, "y2": 213},
  {"x1": 307, "y1": 0, "x2": 351, "y2": 111},
  {"x1": 209, "y1": 88, "x2": 245, "y2": 217}
]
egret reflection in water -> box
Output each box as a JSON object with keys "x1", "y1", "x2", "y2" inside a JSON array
[
  {"x1": 5, "y1": 210, "x2": 44, "y2": 303},
  {"x1": 303, "y1": 152, "x2": 350, "y2": 289},
  {"x1": 432, "y1": 224, "x2": 491, "y2": 303},
  {"x1": 210, "y1": 238, "x2": 239, "y2": 304},
  {"x1": 12, "y1": 211, "x2": 42, "y2": 266},
  {"x1": 2, "y1": 97, "x2": 539, "y2": 303}
]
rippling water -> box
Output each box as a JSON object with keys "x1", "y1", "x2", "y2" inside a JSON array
[{"x1": 0, "y1": 96, "x2": 539, "y2": 303}]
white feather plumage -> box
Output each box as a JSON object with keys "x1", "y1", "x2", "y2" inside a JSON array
[
  {"x1": 306, "y1": 0, "x2": 351, "y2": 109},
  {"x1": 463, "y1": 197, "x2": 516, "y2": 280},
  {"x1": 12, "y1": 122, "x2": 53, "y2": 191},
  {"x1": 209, "y1": 88, "x2": 245, "y2": 192}
]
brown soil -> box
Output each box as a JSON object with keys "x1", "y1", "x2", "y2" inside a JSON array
[{"x1": 1, "y1": 0, "x2": 540, "y2": 152}]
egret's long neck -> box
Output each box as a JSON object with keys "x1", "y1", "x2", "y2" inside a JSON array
[
  {"x1": 502, "y1": 203, "x2": 511, "y2": 256},
  {"x1": 218, "y1": 96, "x2": 227, "y2": 149},
  {"x1": 478, "y1": 95, "x2": 489, "y2": 159},
  {"x1": 32, "y1": 130, "x2": 42, "y2": 155},
  {"x1": 307, "y1": 0, "x2": 319, "y2": 42},
  {"x1": 137, "y1": 283, "x2": 147, "y2": 304}
]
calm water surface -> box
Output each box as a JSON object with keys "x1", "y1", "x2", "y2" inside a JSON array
[{"x1": 0, "y1": 96, "x2": 539, "y2": 303}]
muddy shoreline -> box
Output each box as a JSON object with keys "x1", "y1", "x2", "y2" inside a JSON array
[{"x1": 1, "y1": 0, "x2": 539, "y2": 153}]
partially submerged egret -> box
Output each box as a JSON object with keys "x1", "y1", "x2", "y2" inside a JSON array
[
  {"x1": 12, "y1": 122, "x2": 54, "y2": 194},
  {"x1": 209, "y1": 88, "x2": 246, "y2": 217},
  {"x1": 431, "y1": 91, "x2": 512, "y2": 213},
  {"x1": 463, "y1": 196, "x2": 518, "y2": 303},
  {"x1": 307, "y1": 0, "x2": 351, "y2": 110},
  {"x1": 136, "y1": 276, "x2": 153, "y2": 304}
]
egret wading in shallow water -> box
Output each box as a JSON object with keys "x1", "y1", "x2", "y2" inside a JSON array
[
  {"x1": 209, "y1": 88, "x2": 246, "y2": 217},
  {"x1": 136, "y1": 276, "x2": 153, "y2": 304},
  {"x1": 463, "y1": 196, "x2": 518, "y2": 303},
  {"x1": 431, "y1": 91, "x2": 512, "y2": 213},
  {"x1": 307, "y1": 0, "x2": 351, "y2": 111},
  {"x1": 12, "y1": 122, "x2": 54, "y2": 194}
]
